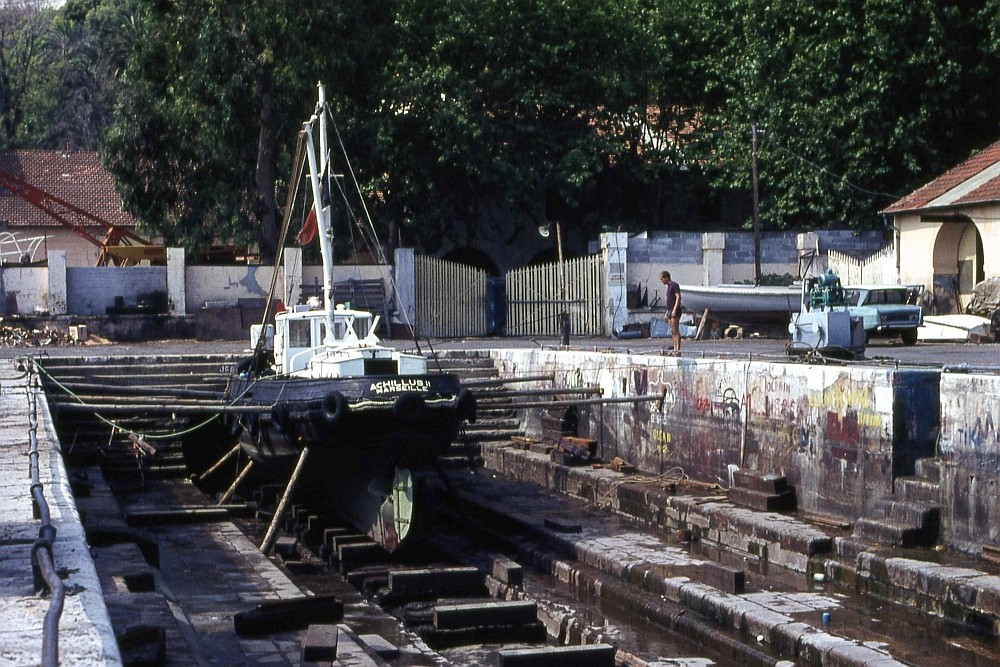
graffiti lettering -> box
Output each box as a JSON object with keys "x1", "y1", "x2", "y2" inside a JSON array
[
  {"x1": 632, "y1": 368, "x2": 648, "y2": 396},
  {"x1": 564, "y1": 368, "x2": 585, "y2": 389},
  {"x1": 807, "y1": 386, "x2": 881, "y2": 429},
  {"x1": 650, "y1": 426, "x2": 672, "y2": 455},
  {"x1": 960, "y1": 413, "x2": 998, "y2": 449}
]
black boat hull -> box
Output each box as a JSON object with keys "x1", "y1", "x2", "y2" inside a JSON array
[{"x1": 224, "y1": 370, "x2": 475, "y2": 552}]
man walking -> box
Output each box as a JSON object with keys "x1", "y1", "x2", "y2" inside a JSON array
[{"x1": 659, "y1": 271, "x2": 682, "y2": 354}]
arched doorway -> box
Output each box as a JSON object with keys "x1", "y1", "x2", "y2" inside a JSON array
[
  {"x1": 957, "y1": 223, "x2": 984, "y2": 306},
  {"x1": 440, "y1": 247, "x2": 500, "y2": 276},
  {"x1": 932, "y1": 218, "x2": 983, "y2": 312}
]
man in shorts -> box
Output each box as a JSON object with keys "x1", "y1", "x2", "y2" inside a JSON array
[{"x1": 659, "y1": 270, "x2": 682, "y2": 354}]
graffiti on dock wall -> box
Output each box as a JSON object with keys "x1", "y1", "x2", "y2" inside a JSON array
[
  {"x1": 495, "y1": 350, "x2": 944, "y2": 532},
  {"x1": 940, "y1": 375, "x2": 1000, "y2": 458},
  {"x1": 633, "y1": 361, "x2": 894, "y2": 512}
]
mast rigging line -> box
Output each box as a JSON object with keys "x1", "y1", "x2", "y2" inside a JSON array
[{"x1": 249, "y1": 129, "x2": 309, "y2": 378}]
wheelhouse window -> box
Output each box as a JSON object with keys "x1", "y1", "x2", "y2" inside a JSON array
[
  {"x1": 288, "y1": 320, "x2": 311, "y2": 347},
  {"x1": 354, "y1": 316, "x2": 371, "y2": 339}
]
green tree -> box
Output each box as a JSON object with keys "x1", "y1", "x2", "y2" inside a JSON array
[
  {"x1": 0, "y1": 0, "x2": 55, "y2": 147},
  {"x1": 102, "y1": 0, "x2": 388, "y2": 262},
  {"x1": 377, "y1": 0, "x2": 706, "y2": 250},
  {"x1": 693, "y1": 0, "x2": 1000, "y2": 231}
]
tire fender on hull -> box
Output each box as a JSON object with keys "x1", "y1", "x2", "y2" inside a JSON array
[
  {"x1": 393, "y1": 392, "x2": 426, "y2": 424},
  {"x1": 271, "y1": 402, "x2": 293, "y2": 434},
  {"x1": 323, "y1": 391, "x2": 347, "y2": 423},
  {"x1": 456, "y1": 389, "x2": 477, "y2": 424}
]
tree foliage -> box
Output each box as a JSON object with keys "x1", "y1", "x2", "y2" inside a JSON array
[
  {"x1": 100, "y1": 0, "x2": 389, "y2": 261},
  {"x1": 0, "y1": 0, "x2": 54, "y2": 147},
  {"x1": 377, "y1": 0, "x2": 708, "y2": 250},
  {"x1": 7, "y1": 0, "x2": 1000, "y2": 255},
  {"x1": 692, "y1": 0, "x2": 1000, "y2": 230}
]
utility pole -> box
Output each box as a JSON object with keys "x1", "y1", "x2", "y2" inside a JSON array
[
  {"x1": 556, "y1": 220, "x2": 569, "y2": 346},
  {"x1": 751, "y1": 124, "x2": 762, "y2": 287}
]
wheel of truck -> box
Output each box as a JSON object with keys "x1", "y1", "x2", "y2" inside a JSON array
[{"x1": 901, "y1": 327, "x2": 918, "y2": 346}]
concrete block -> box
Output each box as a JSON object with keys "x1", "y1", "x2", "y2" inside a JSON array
[
  {"x1": 388, "y1": 567, "x2": 484, "y2": 599},
  {"x1": 499, "y1": 644, "x2": 616, "y2": 667},
  {"x1": 433, "y1": 600, "x2": 537, "y2": 629},
  {"x1": 337, "y1": 543, "x2": 386, "y2": 571},
  {"x1": 491, "y1": 556, "x2": 524, "y2": 587},
  {"x1": 358, "y1": 633, "x2": 399, "y2": 659},
  {"x1": 699, "y1": 561, "x2": 746, "y2": 594},
  {"x1": 301, "y1": 624, "x2": 338, "y2": 663}
]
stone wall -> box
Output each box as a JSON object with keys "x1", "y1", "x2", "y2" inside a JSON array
[
  {"x1": 492, "y1": 349, "x2": 939, "y2": 526},
  {"x1": 67, "y1": 266, "x2": 167, "y2": 314},
  {"x1": 623, "y1": 229, "x2": 888, "y2": 312},
  {"x1": 938, "y1": 372, "x2": 1000, "y2": 551}
]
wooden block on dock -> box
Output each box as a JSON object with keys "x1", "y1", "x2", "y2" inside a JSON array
[
  {"x1": 387, "y1": 567, "x2": 485, "y2": 599},
  {"x1": 301, "y1": 624, "x2": 338, "y2": 663},
  {"x1": 499, "y1": 644, "x2": 616, "y2": 667},
  {"x1": 337, "y1": 542, "x2": 386, "y2": 572},
  {"x1": 234, "y1": 595, "x2": 343, "y2": 636},
  {"x1": 433, "y1": 600, "x2": 538, "y2": 629},
  {"x1": 274, "y1": 536, "x2": 298, "y2": 559},
  {"x1": 490, "y1": 556, "x2": 524, "y2": 587}
]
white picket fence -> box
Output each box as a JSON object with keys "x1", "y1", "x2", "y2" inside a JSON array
[
  {"x1": 413, "y1": 255, "x2": 488, "y2": 337},
  {"x1": 828, "y1": 245, "x2": 896, "y2": 285},
  {"x1": 505, "y1": 254, "x2": 604, "y2": 336}
]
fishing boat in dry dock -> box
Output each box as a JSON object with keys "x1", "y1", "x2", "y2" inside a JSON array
[{"x1": 224, "y1": 84, "x2": 476, "y2": 553}]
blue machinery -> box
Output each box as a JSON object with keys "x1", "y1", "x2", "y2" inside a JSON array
[{"x1": 788, "y1": 270, "x2": 867, "y2": 358}]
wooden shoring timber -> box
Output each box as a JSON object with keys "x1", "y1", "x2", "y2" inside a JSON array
[
  {"x1": 53, "y1": 402, "x2": 266, "y2": 415},
  {"x1": 462, "y1": 373, "x2": 555, "y2": 387},
  {"x1": 45, "y1": 381, "x2": 223, "y2": 399},
  {"x1": 499, "y1": 394, "x2": 662, "y2": 410}
]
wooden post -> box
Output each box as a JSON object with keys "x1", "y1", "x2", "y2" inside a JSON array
[
  {"x1": 695, "y1": 308, "x2": 711, "y2": 340},
  {"x1": 260, "y1": 447, "x2": 310, "y2": 554},
  {"x1": 198, "y1": 443, "x2": 241, "y2": 484},
  {"x1": 218, "y1": 459, "x2": 254, "y2": 506}
]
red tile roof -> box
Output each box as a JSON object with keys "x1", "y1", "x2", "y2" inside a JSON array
[
  {"x1": 883, "y1": 139, "x2": 1000, "y2": 214},
  {"x1": 0, "y1": 150, "x2": 137, "y2": 229}
]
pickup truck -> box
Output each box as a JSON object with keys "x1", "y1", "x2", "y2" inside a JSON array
[{"x1": 843, "y1": 285, "x2": 924, "y2": 345}]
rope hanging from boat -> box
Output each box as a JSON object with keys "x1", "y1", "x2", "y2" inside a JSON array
[{"x1": 246, "y1": 129, "x2": 310, "y2": 378}]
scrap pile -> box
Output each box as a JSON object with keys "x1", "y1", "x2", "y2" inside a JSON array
[{"x1": 0, "y1": 319, "x2": 88, "y2": 347}]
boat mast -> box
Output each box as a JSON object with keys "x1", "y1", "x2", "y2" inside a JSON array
[{"x1": 304, "y1": 82, "x2": 337, "y2": 345}]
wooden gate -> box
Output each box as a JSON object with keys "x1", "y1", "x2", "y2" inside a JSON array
[
  {"x1": 414, "y1": 255, "x2": 488, "y2": 337},
  {"x1": 505, "y1": 254, "x2": 604, "y2": 336}
]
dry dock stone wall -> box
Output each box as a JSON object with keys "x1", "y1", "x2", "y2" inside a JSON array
[
  {"x1": 492, "y1": 350, "x2": 946, "y2": 541},
  {"x1": 939, "y1": 371, "x2": 1000, "y2": 552}
]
